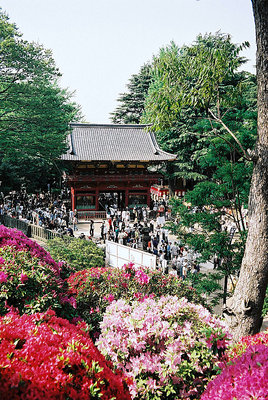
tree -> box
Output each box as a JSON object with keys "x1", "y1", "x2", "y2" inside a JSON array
[
  {"x1": 143, "y1": 31, "x2": 268, "y2": 338},
  {"x1": 110, "y1": 63, "x2": 153, "y2": 124},
  {"x1": 142, "y1": 36, "x2": 255, "y2": 193},
  {"x1": 224, "y1": 0, "x2": 268, "y2": 339},
  {"x1": 165, "y1": 74, "x2": 256, "y2": 306},
  {"x1": 0, "y1": 9, "x2": 81, "y2": 191},
  {"x1": 143, "y1": 36, "x2": 255, "y2": 175}
]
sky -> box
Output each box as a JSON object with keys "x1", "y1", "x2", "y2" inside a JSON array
[{"x1": 1, "y1": 0, "x2": 256, "y2": 123}]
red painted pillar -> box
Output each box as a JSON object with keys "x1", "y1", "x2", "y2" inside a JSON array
[{"x1": 71, "y1": 187, "x2": 75, "y2": 211}]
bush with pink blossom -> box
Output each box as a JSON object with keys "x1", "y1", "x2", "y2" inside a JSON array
[
  {"x1": 97, "y1": 295, "x2": 231, "y2": 399},
  {"x1": 0, "y1": 227, "x2": 80, "y2": 320},
  {"x1": 200, "y1": 329, "x2": 268, "y2": 400},
  {"x1": 67, "y1": 263, "x2": 204, "y2": 337},
  {"x1": 200, "y1": 344, "x2": 268, "y2": 400},
  {"x1": 0, "y1": 245, "x2": 80, "y2": 320},
  {"x1": 0, "y1": 225, "x2": 61, "y2": 274},
  {"x1": 0, "y1": 310, "x2": 131, "y2": 400},
  {"x1": 226, "y1": 328, "x2": 268, "y2": 360}
]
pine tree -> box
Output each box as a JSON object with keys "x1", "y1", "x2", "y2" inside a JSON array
[{"x1": 110, "y1": 63, "x2": 152, "y2": 124}]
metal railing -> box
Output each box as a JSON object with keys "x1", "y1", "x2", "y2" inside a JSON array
[
  {"x1": 1, "y1": 215, "x2": 62, "y2": 241},
  {"x1": 30, "y1": 224, "x2": 62, "y2": 241},
  {"x1": 2, "y1": 215, "x2": 30, "y2": 235},
  {"x1": 78, "y1": 210, "x2": 107, "y2": 220}
]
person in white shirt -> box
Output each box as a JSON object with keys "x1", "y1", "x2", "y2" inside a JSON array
[
  {"x1": 182, "y1": 263, "x2": 188, "y2": 280},
  {"x1": 169, "y1": 265, "x2": 177, "y2": 276},
  {"x1": 118, "y1": 231, "x2": 124, "y2": 245},
  {"x1": 171, "y1": 242, "x2": 178, "y2": 258},
  {"x1": 122, "y1": 210, "x2": 127, "y2": 221}
]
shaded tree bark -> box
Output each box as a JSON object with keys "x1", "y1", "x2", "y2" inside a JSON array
[{"x1": 224, "y1": 0, "x2": 268, "y2": 340}]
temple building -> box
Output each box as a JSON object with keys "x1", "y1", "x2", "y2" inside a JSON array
[{"x1": 62, "y1": 123, "x2": 176, "y2": 216}]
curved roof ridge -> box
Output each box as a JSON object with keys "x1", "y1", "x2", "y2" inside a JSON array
[
  {"x1": 67, "y1": 132, "x2": 75, "y2": 155},
  {"x1": 148, "y1": 130, "x2": 176, "y2": 157},
  {"x1": 62, "y1": 123, "x2": 176, "y2": 162},
  {"x1": 70, "y1": 122, "x2": 150, "y2": 129}
]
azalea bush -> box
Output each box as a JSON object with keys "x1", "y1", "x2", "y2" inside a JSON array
[
  {"x1": 47, "y1": 236, "x2": 105, "y2": 275},
  {"x1": 201, "y1": 329, "x2": 268, "y2": 399},
  {"x1": 0, "y1": 246, "x2": 78, "y2": 320},
  {"x1": 0, "y1": 225, "x2": 62, "y2": 274},
  {"x1": 97, "y1": 296, "x2": 231, "y2": 400},
  {"x1": 201, "y1": 344, "x2": 268, "y2": 400},
  {"x1": 0, "y1": 226, "x2": 79, "y2": 320},
  {"x1": 227, "y1": 329, "x2": 268, "y2": 360},
  {"x1": 67, "y1": 263, "x2": 204, "y2": 336},
  {"x1": 0, "y1": 310, "x2": 131, "y2": 400}
]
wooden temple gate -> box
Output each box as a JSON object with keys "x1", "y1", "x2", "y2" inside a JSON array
[{"x1": 62, "y1": 123, "x2": 176, "y2": 214}]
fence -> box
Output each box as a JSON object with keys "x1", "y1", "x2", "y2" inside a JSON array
[
  {"x1": 1, "y1": 215, "x2": 62, "y2": 241},
  {"x1": 30, "y1": 224, "x2": 62, "y2": 241},
  {"x1": 78, "y1": 210, "x2": 107, "y2": 220},
  {"x1": 106, "y1": 240, "x2": 157, "y2": 269},
  {"x1": 1, "y1": 215, "x2": 30, "y2": 235}
]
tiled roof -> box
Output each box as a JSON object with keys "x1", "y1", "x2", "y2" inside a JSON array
[{"x1": 61, "y1": 123, "x2": 176, "y2": 162}]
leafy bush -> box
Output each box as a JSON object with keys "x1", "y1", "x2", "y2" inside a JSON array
[
  {"x1": 201, "y1": 329, "x2": 268, "y2": 400},
  {"x1": 67, "y1": 263, "x2": 205, "y2": 336},
  {"x1": 0, "y1": 225, "x2": 61, "y2": 274},
  {"x1": 201, "y1": 344, "x2": 268, "y2": 400},
  {"x1": 47, "y1": 236, "x2": 105, "y2": 274},
  {"x1": 0, "y1": 310, "x2": 131, "y2": 400},
  {"x1": 186, "y1": 271, "x2": 223, "y2": 307},
  {"x1": 227, "y1": 329, "x2": 268, "y2": 360},
  {"x1": 97, "y1": 296, "x2": 231, "y2": 399},
  {"x1": 0, "y1": 227, "x2": 78, "y2": 320},
  {"x1": 0, "y1": 246, "x2": 78, "y2": 320}
]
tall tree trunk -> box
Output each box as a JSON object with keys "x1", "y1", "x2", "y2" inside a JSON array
[{"x1": 224, "y1": 0, "x2": 268, "y2": 340}]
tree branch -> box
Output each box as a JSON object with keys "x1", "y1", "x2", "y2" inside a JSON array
[{"x1": 208, "y1": 108, "x2": 253, "y2": 161}]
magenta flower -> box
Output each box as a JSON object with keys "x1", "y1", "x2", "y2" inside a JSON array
[
  {"x1": 201, "y1": 344, "x2": 268, "y2": 400},
  {"x1": 20, "y1": 272, "x2": 28, "y2": 283},
  {"x1": 69, "y1": 296, "x2": 77, "y2": 309},
  {"x1": 0, "y1": 271, "x2": 8, "y2": 283},
  {"x1": 104, "y1": 294, "x2": 115, "y2": 303},
  {"x1": 135, "y1": 270, "x2": 150, "y2": 285}
]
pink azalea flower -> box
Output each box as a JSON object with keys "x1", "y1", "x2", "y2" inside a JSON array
[
  {"x1": 97, "y1": 296, "x2": 231, "y2": 399},
  {"x1": 20, "y1": 272, "x2": 28, "y2": 283},
  {"x1": 0, "y1": 271, "x2": 8, "y2": 283}
]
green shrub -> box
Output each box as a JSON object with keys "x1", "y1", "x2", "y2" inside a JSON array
[
  {"x1": 0, "y1": 246, "x2": 78, "y2": 321},
  {"x1": 47, "y1": 237, "x2": 105, "y2": 274},
  {"x1": 67, "y1": 263, "x2": 206, "y2": 337},
  {"x1": 97, "y1": 296, "x2": 231, "y2": 399}
]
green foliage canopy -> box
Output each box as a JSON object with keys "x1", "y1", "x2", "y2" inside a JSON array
[
  {"x1": 142, "y1": 33, "x2": 256, "y2": 185},
  {"x1": 110, "y1": 63, "x2": 153, "y2": 124},
  {"x1": 0, "y1": 9, "x2": 81, "y2": 191},
  {"x1": 140, "y1": 33, "x2": 257, "y2": 299},
  {"x1": 47, "y1": 237, "x2": 105, "y2": 273}
]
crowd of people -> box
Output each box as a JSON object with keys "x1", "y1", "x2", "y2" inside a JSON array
[
  {"x1": 0, "y1": 190, "x2": 200, "y2": 277},
  {"x1": 0, "y1": 189, "x2": 77, "y2": 236},
  {"x1": 95, "y1": 207, "x2": 200, "y2": 277}
]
